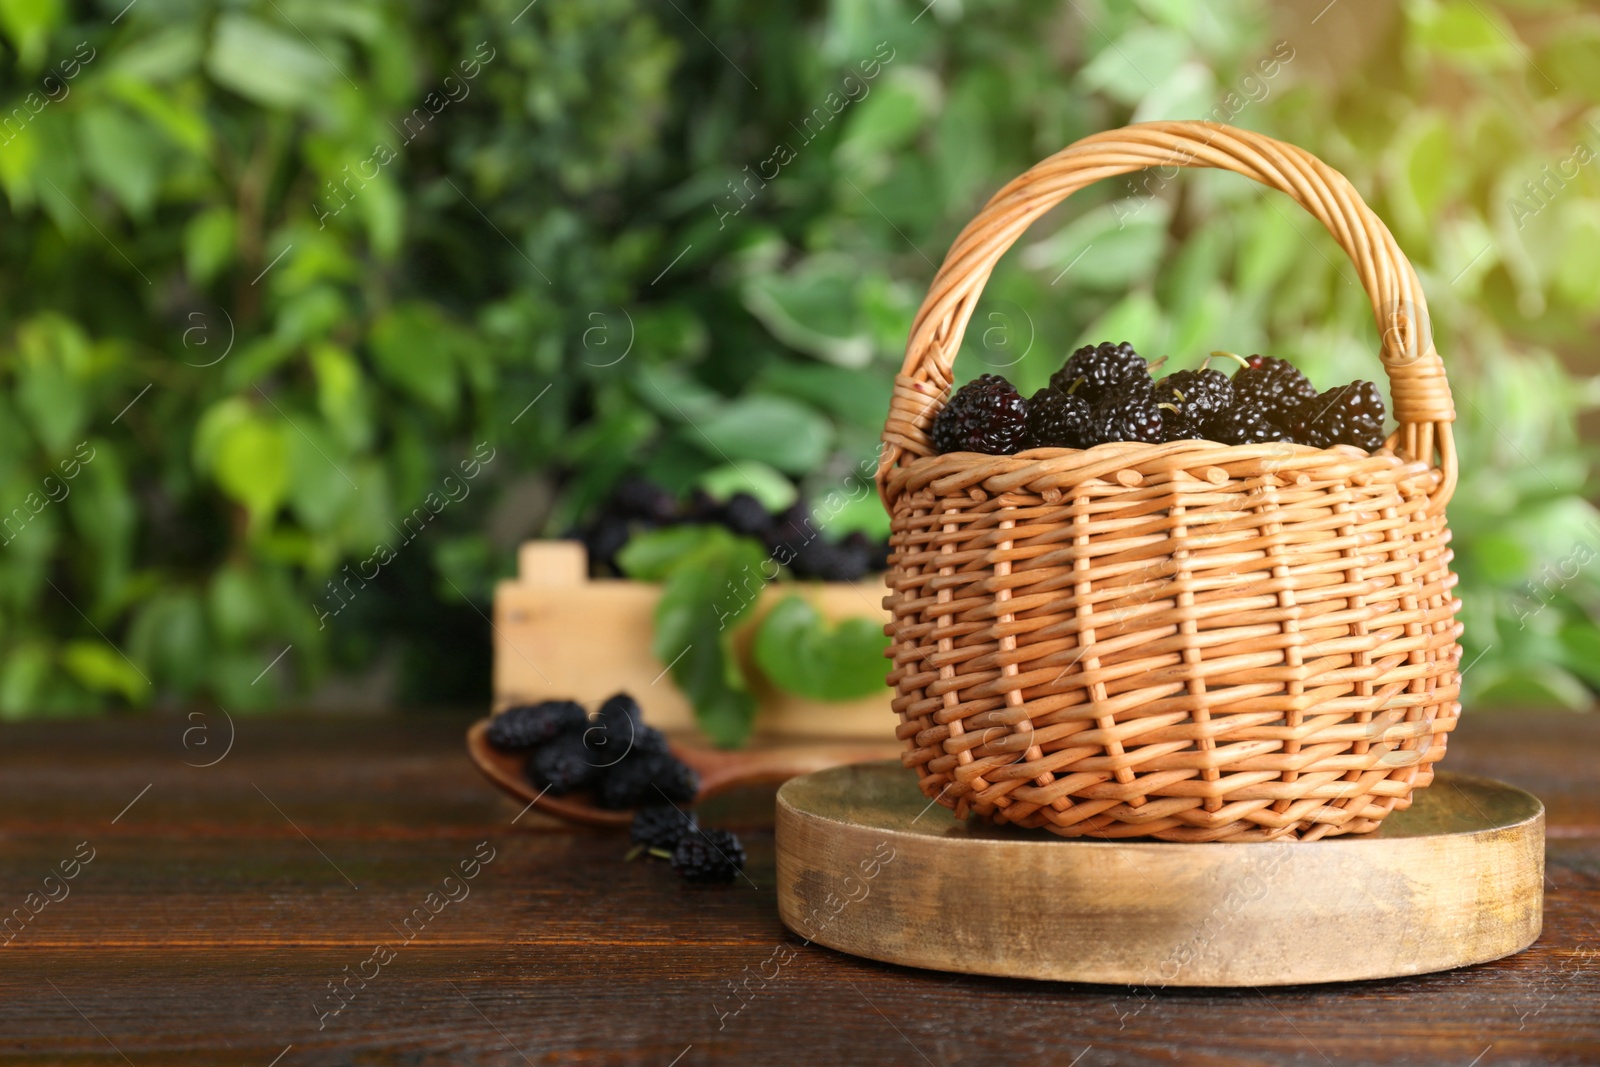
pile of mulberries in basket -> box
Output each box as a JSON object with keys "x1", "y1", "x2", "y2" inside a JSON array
[
  {"x1": 486, "y1": 693, "x2": 746, "y2": 885},
  {"x1": 932, "y1": 341, "x2": 1386, "y2": 454}
]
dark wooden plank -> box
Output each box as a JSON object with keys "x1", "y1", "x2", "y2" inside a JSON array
[{"x1": 0, "y1": 711, "x2": 1596, "y2": 1065}]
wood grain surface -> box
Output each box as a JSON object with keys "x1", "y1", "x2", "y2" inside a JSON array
[
  {"x1": 776, "y1": 766, "x2": 1543, "y2": 985},
  {"x1": 0, "y1": 710, "x2": 1596, "y2": 1066}
]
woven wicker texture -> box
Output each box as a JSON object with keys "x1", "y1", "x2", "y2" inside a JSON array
[{"x1": 877, "y1": 122, "x2": 1463, "y2": 842}]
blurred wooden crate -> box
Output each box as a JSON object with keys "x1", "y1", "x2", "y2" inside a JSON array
[{"x1": 492, "y1": 541, "x2": 894, "y2": 741}]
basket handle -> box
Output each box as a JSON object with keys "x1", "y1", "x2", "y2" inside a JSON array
[{"x1": 877, "y1": 121, "x2": 1457, "y2": 511}]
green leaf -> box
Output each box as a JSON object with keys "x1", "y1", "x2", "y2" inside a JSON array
[
  {"x1": 1158, "y1": 224, "x2": 1227, "y2": 321},
  {"x1": 1235, "y1": 201, "x2": 1302, "y2": 297},
  {"x1": 1131, "y1": 61, "x2": 1215, "y2": 124},
  {"x1": 369, "y1": 305, "x2": 458, "y2": 415},
  {"x1": 0, "y1": 470, "x2": 60, "y2": 578},
  {"x1": 108, "y1": 25, "x2": 205, "y2": 85},
  {"x1": 358, "y1": 172, "x2": 404, "y2": 260},
  {"x1": 432, "y1": 534, "x2": 492, "y2": 604},
  {"x1": 1540, "y1": 26, "x2": 1600, "y2": 105},
  {"x1": 127, "y1": 591, "x2": 208, "y2": 695},
  {"x1": 641, "y1": 435, "x2": 716, "y2": 497},
  {"x1": 210, "y1": 650, "x2": 292, "y2": 710},
  {"x1": 742, "y1": 258, "x2": 876, "y2": 368},
  {"x1": 835, "y1": 74, "x2": 935, "y2": 170},
  {"x1": 275, "y1": 286, "x2": 348, "y2": 347},
  {"x1": 1409, "y1": 0, "x2": 1518, "y2": 69},
  {"x1": 630, "y1": 304, "x2": 708, "y2": 362},
  {"x1": 694, "y1": 462, "x2": 796, "y2": 511},
  {"x1": 1078, "y1": 25, "x2": 1190, "y2": 107},
  {"x1": 1385, "y1": 113, "x2": 1454, "y2": 242},
  {"x1": 286, "y1": 417, "x2": 355, "y2": 533},
  {"x1": 1402, "y1": 117, "x2": 1453, "y2": 220},
  {"x1": 206, "y1": 13, "x2": 334, "y2": 110},
  {"x1": 0, "y1": 641, "x2": 53, "y2": 718},
  {"x1": 208, "y1": 566, "x2": 271, "y2": 643},
  {"x1": 1471, "y1": 665, "x2": 1590, "y2": 709},
  {"x1": 192, "y1": 397, "x2": 252, "y2": 470},
  {"x1": 33, "y1": 120, "x2": 87, "y2": 239},
  {"x1": 13, "y1": 315, "x2": 93, "y2": 456},
  {"x1": 693, "y1": 395, "x2": 833, "y2": 473},
  {"x1": 811, "y1": 487, "x2": 890, "y2": 541},
  {"x1": 107, "y1": 75, "x2": 212, "y2": 157},
  {"x1": 66, "y1": 439, "x2": 134, "y2": 607},
  {"x1": 650, "y1": 533, "x2": 770, "y2": 747},
  {"x1": 634, "y1": 363, "x2": 723, "y2": 423},
  {"x1": 1466, "y1": 531, "x2": 1533, "y2": 584},
  {"x1": 1164, "y1": 283, "x2": 1229, "y2": 360},
  {"x1": 78, "y1": 104, "x2": 164, "y2": 218},
  {"x1": 184, "y1": 206, "x2": 236, "y2": 284},
  {"x1": 1020, "y1": 198, "x2": 1170, "y2": 291},
  {"x1": 670, "y1": 646, "x2": 757, "y2": 748},
  {"x1": 0, "y1": 0, "x2": 63, "y2": 72},
  {"x1": 310, "y1": 343, "x2": 374, "y2": 451},
  {"x1": 616, "y1": 525, "x2": 718, "y2": 581},
  {"x1": 933, "y1": 70, "x2": 997, "y2": 210},
  {"x1": 753, "y1": 596, "x2": 888, "y2": 701},
  {"x1": 1559, "y1": 623, "x2": 1600, "y2": 689},
  {"x1": 1073, "y1": 290, "x2": 1167, "y2": 354},
  {"x1": 61, "y1": 640, "x2": 148, "y2": 704},
  {"x1": 753, "y1": 361, "x2": 893, "y2": 433},
  {"x1": 1555, "y1": 207, "x2": 1600, "y2": 308},
  {"x1": 0, "y1": 116, "x2": 40, "y2": 207},
  {"x1": 207, "y1": 413, "x2": 290, "y2": 528}
]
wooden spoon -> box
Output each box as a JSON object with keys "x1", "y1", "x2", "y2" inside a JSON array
[{"x1": 465, "y1": 718, "x2": 899, "y2": 828}]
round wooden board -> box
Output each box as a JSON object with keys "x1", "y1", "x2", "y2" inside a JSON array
[{"x1": 775, "y1": 762, "x2": 1543, "y2": 986}]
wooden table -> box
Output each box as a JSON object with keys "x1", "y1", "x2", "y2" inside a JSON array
[{"x1": 1, "y1": 711, "x2": 1595, "y2": 1066}]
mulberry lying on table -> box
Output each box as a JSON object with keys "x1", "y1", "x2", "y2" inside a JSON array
[
  {"x1": 671, "y1": 827, "x2": 747, "y2": 884},
  {"x1": 630, "y1": 804, "x2": 699, "y2": 852}
]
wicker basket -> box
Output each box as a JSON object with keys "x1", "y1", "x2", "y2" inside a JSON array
[{"x1": 876, "y1": 121, "x2": 1462, "y2": 843}]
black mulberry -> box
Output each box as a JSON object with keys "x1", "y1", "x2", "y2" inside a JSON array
[
  {"x1": 579, "y1": 515, "x2": 631, "y2": 574},
  {"x1": 1088, "y1": 378, "x2": 1165, "y2": 445},
  {"x1": 1230, "y1": 355, "x2": 1317, "y2": 425},
  {"x1": 597, "y1": 750, "x2": 700, "y2": 809},
  {"x1": 1289, "y1": 380, "x2": 1387, "y2": 451},
  {"x1": 1202, "y1": 404, "x2": 1288, "y2": 445},
  {"x1": 610, "y1": 477, "x2": 679, "y2": 523},
  {"x1": 585, "y1": 693, "x2": 666, "y2": 759},
  {"x1": 630, "y1": 804, "x2": 699, "y2": 852},
  {"x1": 930, "y1": 374, "x2": 1029, "y2": 455},
  {"x1": 806, "y1": 534, "x2": 873, "y2": 581},
  {"x1": 671, "y1": 827, "x2": 747, "y2": 884},
  {"x1": 719, "y1": 492, "x2": 772, "y2": 537},
  {"x1": 1023, "y1": 387, "x2": 1092, "y2": 449},
  {"x1": 486, "y1": 700, "x2": 587, "y2": 752},
  {"x1": 1051, "y1": 341, "x2": 1150, "y2": 402},
  {"x1": 1160, "y1": 410, "x2": 1207, "y2": 443},
  {"x1": 529, "y1": 733, "x2": 601, "y2": 795},
  {"x1": 1154, "y1": 368, "x2": 1233, "y2": 424},
  {"x1": 587, "y1": 717, "x2": 669, "y2": 769},
  {"x1": 867, "y1": 538, "x2": 891, "y2": 572}
]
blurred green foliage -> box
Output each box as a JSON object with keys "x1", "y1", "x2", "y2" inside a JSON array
[{"x1": 1, "y1": 0, "x2": 1598, "y2": 714}]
